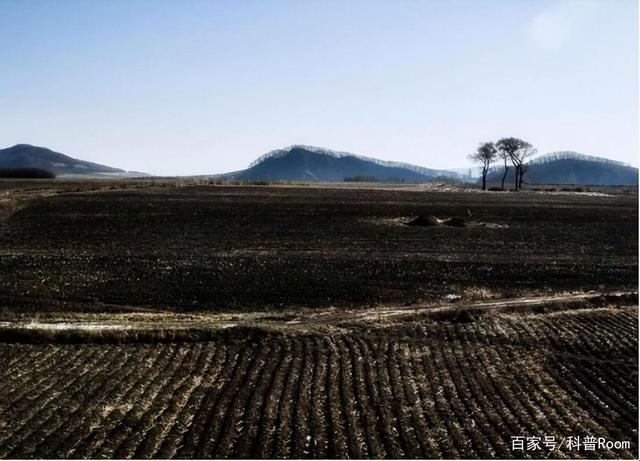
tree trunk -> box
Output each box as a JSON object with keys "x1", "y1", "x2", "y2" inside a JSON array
[
  {"x1": 518, "y1": 170, "x2": 524, "y2": 190},
  {"x1": 482, "y1": 166, "x2": 487, "y2": 190},
  {"x1": 501, "y1": 165, "x2": 508, "y2": 190},
  {"x1": 514, "y1": 165, "x2": 520, "y2": 191}
]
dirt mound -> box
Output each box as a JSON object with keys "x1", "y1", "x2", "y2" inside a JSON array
[
  {"x1": 405, "y1": 215, "x2": 468, "y2": 227},
  {"x1": 404, "y1": 215, "x2": 509, "y2": 229}
]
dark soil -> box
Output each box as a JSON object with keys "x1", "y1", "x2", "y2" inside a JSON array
[
  {"x1": 0, "y1": 182, "x2": 636, "y2": 459},
  {"x1": 0, "y1": 304, "x2": 636, "y2": 459},
  {"x1": 0, "y1": 185, "x2": 636, "y2": 311}
]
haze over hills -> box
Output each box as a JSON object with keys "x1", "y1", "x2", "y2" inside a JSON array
[
  {"x1": 1, "y1": 143, "x2": 637, "y2": 186},
  {"x1": 227, "y1": 145, "x2": 638, "y2": 186},
  {"x1": 487, "y1": 151, "x2": 638, "y2": 187},
  {"x1": 0, "y1": 144, "x2": 125, "y2": 176},
  {"x1": 227, "y1": 145, "x2": 463, "y2": 182}
]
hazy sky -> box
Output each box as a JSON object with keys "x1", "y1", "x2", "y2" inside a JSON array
[{"x1": 1, "y1": 0, "x2": 637, "y2": 175}]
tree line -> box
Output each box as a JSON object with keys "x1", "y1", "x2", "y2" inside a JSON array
[
  {"x1": 0, "y1": 168, "x2": 56, "y2": 179},
  {"x1": 469, "y1": 137, "x2": 537, "y2": 191}
]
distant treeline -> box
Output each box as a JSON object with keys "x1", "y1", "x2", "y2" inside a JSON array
[
  {"x1": 344, "y1": 175, "x2": 414, "y2": 183},
  {"x1": 344, "y1": 174, "x2": 462, "y2": 184},
  {"x1": 0, "y1": 168, "x2": 56, "y2": 179},
  {"x1": 529, "y1": 151, "x2": 631, "y2": 167},
  {"x1": 343, "y1": 175, "x2": 380, "y2": 182}
]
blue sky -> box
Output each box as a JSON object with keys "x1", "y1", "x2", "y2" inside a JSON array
[{"x1": 1, "y1": 0, "x2": 637, "y2": 175}]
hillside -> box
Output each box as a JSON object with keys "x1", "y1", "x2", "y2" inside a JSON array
[
  {"x1": 0, "y1": 144, "x2": 124, "y2": 176},
  {"x1": 229, "y1": 145, "x2": 460, "y2": 182},
  {"x1": 488, "y1": 151, "x2": 638, "y2": 187}
]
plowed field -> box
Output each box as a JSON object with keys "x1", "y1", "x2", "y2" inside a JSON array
[
  {"x1": 0, "y1": 182, "x2": 636, "y2": 458},
  {"x1": 0, "y1": 301, "x2": 637, "y2": 458}
]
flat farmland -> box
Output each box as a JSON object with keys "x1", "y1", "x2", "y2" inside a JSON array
[
  {"x1": 0, "y1": 182, "x2": 637, "y2": 459},
  {"x1": 0, "y1": 185, "x2": 636, "y2": 311}
]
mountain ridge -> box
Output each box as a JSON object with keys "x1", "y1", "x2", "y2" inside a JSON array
[
  {"x1": 1, "y1": 143, "x2": 636, "y2": 186},
  {"x1": 0, "y1": 144, "x2": 125, "y2": 176},
  {"x1": 488, "y1": 150, "x2": 637, "y2": 186},
  {"x1": 229, "y1": 145, "x2": 462, "y2": 182}
]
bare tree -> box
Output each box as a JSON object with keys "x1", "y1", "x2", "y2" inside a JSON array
[
  {"x1": 496, "y1": 137, "x2": 537, "y2": 191},
  {"x1": 518, "y1": 162, "x2": 530, "y2": 190},
  {"x1": 498, "y1": 149, "x2": 510, "y2": 190},
  {"x1": 515, "y1": 144, "x2": 536, "y2": 189},
  {"x1": 468, "y1": 142, "x2": 496, "y2": 190}
]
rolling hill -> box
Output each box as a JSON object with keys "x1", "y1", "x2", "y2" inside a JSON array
[
  {"x1": 0, "y1": 144, "x2": 125, "y2": 176},
  {"x1": 228, "y1": 145, "x2": 461, "y2": 182},
  {"x1": 488, "y1": 151, "x2": 638, "y2": 187}
]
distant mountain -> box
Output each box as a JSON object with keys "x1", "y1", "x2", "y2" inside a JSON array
[
  {"x1": 0, "y1": 144, "x2": 124, "y2": 176},
  {"x1": 228, "y1": 145, "x2": 461, "y2": 182},
  {"x1": 488, "y1": 151, "x2": 638, "y2": 187}
]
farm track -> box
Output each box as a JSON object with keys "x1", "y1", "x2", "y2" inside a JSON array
[
  {"x1": 0, "y1": 305, "x2": 636, "y2": 459},
  {"x1": 0, "y1": 291, "x2": 634, "y2": 339}
]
